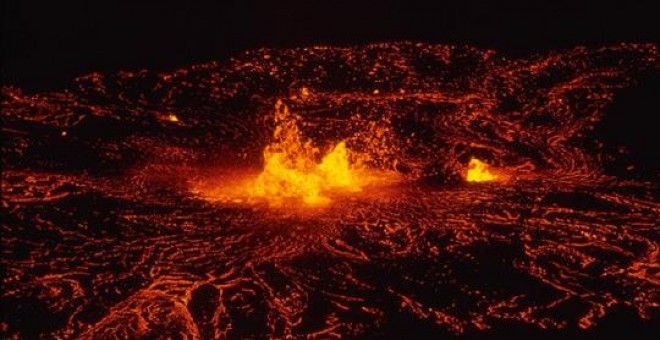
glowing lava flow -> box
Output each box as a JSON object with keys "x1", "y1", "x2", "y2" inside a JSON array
[
  {"x1": 465, "y1": 158, "x2": 501, "y2": 183},
  {"x1": 251, "y1": 100, "x2": 362, "y2": 205},
  {"x1": 2, "y1": 43, "x2": 658, "y2": 339}
]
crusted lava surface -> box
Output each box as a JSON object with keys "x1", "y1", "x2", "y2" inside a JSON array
[{"x1": 2, "y1": 43, "x2": 659, "y2": 338}]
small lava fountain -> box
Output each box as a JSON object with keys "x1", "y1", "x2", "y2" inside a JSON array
[
  {"x1": 193, "y1": 99, "x2": 397, "y2": 207},
  {"x1": 465, "y1": 158, "x2": 505, "y2": 183},
  {"x1": 251, "y1": 100, "x2": 363, "y2": 205}
]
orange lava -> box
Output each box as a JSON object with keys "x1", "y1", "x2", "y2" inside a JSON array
[
  {"x1": 251, "y1": 100, "x2": 364, "y2": 205},
  {"x1": 2, "y1": 43, "x2": 658, "y2": 338},
  {"x1": 465, "y1": 158, "x2": 505, "y2": 183},
  {"x1": 192, "y1": 100, "x2": 397, "y2": 207}
]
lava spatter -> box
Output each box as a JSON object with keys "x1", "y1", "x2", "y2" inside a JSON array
[
  {"x1": 2, "y1": 43, "x2": 659, "y2": 338},
  {"x1": 191, "y1": 99, "x2": 398, "y2": 207},
  {"x1": 465, "y1": 158, "x2": 503, "y2": 183},
  {"x1": 251, "y1": 100, "x2": 363, "y2": 205}
]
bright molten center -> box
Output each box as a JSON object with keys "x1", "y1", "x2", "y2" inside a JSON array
[
  {"x1": 465, "y1": 158, "x2": 499, "y2": 182},
  {"x1": 252, "y1": 100, "x2": 361, "y2": 205}
]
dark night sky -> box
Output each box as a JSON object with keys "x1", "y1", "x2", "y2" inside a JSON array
[{"x1": 2, "y1": 0, "x2": 659, "y2": 90}]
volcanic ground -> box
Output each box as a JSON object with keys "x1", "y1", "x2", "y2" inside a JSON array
[{"x1": 2, "y1": 43, "x2": 659, "y2": 338}]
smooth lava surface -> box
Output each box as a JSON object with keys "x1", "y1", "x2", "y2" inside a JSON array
[{"x1": 2, "y1": 42, "x2": 659, "y2": 338}]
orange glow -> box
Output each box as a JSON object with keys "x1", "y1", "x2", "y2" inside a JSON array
[
  {"x1": 465, "y1": 158, "x2": 500, "y2": 183},
  {"x1": 251, "y1": 100, "x2": 362, "y2": 205}
]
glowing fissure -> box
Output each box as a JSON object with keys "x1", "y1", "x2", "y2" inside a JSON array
[{"x1": 252, "y1": 100, "x2": 361, "y2": 204}]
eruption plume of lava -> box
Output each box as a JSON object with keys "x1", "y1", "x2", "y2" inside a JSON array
[
  {"x1": 252, "y1": 100, "x2": 362, "y2": 205},
  {"x1": 465, "y1": 158, "x2": 504, "y2": 183}
]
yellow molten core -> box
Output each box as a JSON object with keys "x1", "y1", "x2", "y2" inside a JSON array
[
  {"x1": 251, "y1": 100, "x2": 362, "y2": 205},
  {"x1": 465, "y1": 158, "x2": 499, "y2": 182}
]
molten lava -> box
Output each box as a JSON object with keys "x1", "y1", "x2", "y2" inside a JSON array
[
  {"x1": 465, "y1": 158, "x2": 501, "y2": 183},
  {"x1": 2, "y1": 43, "x2": 659, "y2": 338},
  {"x1": 252, "y1": 100, "x2": 362, "y2": 205}
]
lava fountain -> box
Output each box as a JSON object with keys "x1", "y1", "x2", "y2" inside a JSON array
[
  {"x1": 192, "y1": 99, "x2": 397, "y2": 207},
  {"x1": 251, "y1": 100, "x2": 363, "y2": 205},
  {"x1": 465, "y1": 158, "x2": 506, "y2": 183}
]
